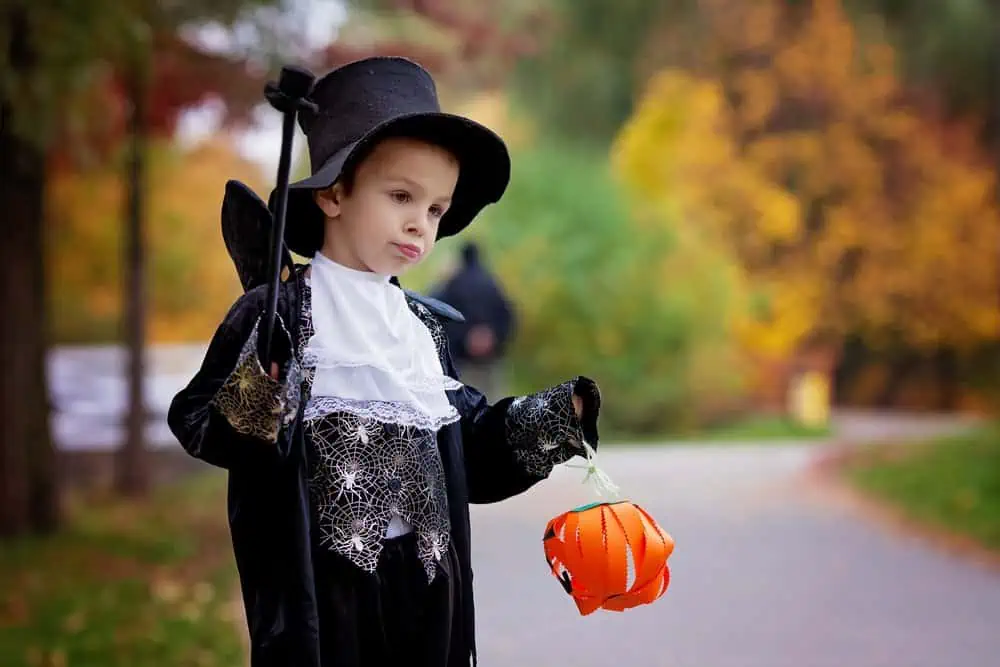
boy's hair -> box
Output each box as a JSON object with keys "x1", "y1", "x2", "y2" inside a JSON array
[
  {"x1": 316, "y1": 133, "x2": 458, "y2": 204},
  {"x1": 327, "y1": 149, "x2": 363, "y2": 197},
  {"x1": 340, "y1": 168, "x2": 357, "y2": 193},
  {"x1": 333, "y1": 167, "x2": 357, "y2": 196},
  {"x1": 314, "y1": 155, "x2": 360, "y2": 204}
]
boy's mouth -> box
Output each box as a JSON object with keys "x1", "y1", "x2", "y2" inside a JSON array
[{"x1": 393, "y1": 243, "x2": 423, "y2": 260}]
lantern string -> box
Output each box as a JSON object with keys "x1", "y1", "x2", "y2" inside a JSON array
[{"x1": 565, "y1": 440, "x2": 621, "y2": 499}]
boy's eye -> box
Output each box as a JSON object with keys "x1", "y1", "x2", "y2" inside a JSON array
[
  {"x1": 429, "y1": 205, "x2": 445, "y2": 219},
  {"x1": 390, "y1": 190, "x2": 411, "y2": 204}
]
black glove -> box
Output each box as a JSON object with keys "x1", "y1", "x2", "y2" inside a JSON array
[{"x1": 573, "y1": 376, "x2": 602, "y2": 448}]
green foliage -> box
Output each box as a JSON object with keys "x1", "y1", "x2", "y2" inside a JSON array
[
  {"x1": 509, "y1": 0, "x2": 698, "y2": 146},
  {"x1": 465, "y1": 140, "x2": 749, "y2": 435},
  {"x1": 846, "y1": 424, "x2": 1000, "y2": 551},
  {"x1": 849, "y1": 0, "x2": 999, "y2": 120}
]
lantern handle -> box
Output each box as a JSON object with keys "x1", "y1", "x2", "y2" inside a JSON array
[{"x1": 566, "y1": 440, "x2": 621, "y2": 499}]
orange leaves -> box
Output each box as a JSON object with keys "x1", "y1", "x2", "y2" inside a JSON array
[
  {"x1": 614, "y1": 0, "x2": 1000, "y2": 355},
  {"x1": 48, "y1": 137, "x2": 267, "y2": 343},
  {"x1": 732, "y1": 69, "x2": 779, "y2": 132},
  {"x1": 613, "y1": 70, "x2": 800, "y2": 263},
  {"x1": 774, "y1": 0, "x2": 856, "y2": 101}
]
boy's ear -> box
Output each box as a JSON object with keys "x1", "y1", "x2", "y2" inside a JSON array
[{"x1": 313, "y1": 184, "x2": 343, "y2": 218}]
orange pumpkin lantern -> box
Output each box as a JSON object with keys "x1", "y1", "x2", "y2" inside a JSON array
[{"x1": 543, "y1": 500, "x2": 674, "y2": 615}]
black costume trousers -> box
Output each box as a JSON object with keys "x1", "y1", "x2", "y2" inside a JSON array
[{"x1": 314, "y1": 532, "x2": 456, "y2": 667}]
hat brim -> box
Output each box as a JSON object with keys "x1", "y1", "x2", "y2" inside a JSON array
[{"x1": 274, "y1": 112, "x2": 511, "y2": 258}]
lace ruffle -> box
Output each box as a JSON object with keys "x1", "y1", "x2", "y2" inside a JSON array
[
  {"x1": 301, "y1": 344, "x2": 463, "y2": 394},
  {"x1": 304, "y1": 395, "x2": 461, "y2": 432}
]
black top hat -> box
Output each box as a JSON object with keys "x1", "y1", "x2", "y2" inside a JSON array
[{"x1": 271, "y1": 56, "x2": 511, "y2": 258}]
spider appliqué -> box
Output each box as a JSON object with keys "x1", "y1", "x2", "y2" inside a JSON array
[{"x1": 306, "y1": 411, "x2": 451, "y2": 580}]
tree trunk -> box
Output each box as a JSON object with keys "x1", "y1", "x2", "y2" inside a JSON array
[
  {"x1": 114, "y1": 62, "x2": 151, "y2": 497},
  {"x1": 0, "y1": 6, "x2": 61, "y2": 536},
  {"x1": 0, "y1": 96, "x2": 35, "y2": 538},
  {"x1": 876, "y1": 349, "x2": 915, "y2": 409},
  {"x1": 934, "y1": 347, "x2": 959, "y2": 412},
  {"x1": 994, "y1": 15, "x2": 1000, "y2": 417}
]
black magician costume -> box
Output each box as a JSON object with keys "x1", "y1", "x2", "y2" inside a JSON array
[{"x1": 168, "y1": 57, "x2": 601, "y2": 667}]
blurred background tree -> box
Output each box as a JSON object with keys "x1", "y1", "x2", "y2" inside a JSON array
[
  {"x1": 614, "y1": 0, "x2": 999, "y2": 378},
  {"x1": 0, "y1": 0, "x2": 287, "y2": 533}
]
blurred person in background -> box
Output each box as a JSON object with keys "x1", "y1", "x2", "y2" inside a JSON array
[{"x1": 433, "y1": 241, "x2": 515, "y2": 399}]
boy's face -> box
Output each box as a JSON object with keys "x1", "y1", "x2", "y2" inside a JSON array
[{"x1": 314, "y1": 136, "x2": 459, "y2": 275}]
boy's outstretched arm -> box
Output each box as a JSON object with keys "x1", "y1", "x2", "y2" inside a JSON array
[
  {"x1": 450, "y1": 359, "x2": 602, "y2": 504},
  {"x1": 168, "y1": 287, "x2": 301, "y2": 470}
]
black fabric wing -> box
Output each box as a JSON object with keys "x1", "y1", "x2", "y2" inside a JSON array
[{"x1": 221, "y1": 179, "x2": 294, "y2": 293}]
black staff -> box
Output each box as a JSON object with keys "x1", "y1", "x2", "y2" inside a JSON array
[{"x1": 260, "y1": 65, "x2": 317, "y2": 370}]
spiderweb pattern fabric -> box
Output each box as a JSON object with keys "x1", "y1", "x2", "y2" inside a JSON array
[
  {"x1": 294, "y1": 275, "x2": 592, "y2": 581},
  {"x1": 506, "y1": 381, "x2": 585, "y2": 479},
  {"x1": 296, "y1": 277, "x2": 452, "y2": 581},
  {"x1": 306, "y1": 413, "x2": 451, "y2": 579},
  {"x1": 408, "y1": 301, "x2": 451, "y2": 365},
  {"x1": 211, "y1": 314, "x2": 302, "y2": 443}
]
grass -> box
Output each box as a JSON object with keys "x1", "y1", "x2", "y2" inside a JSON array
[
  {"x1": 844, "y1": 424, "x2": 1000, "y2": 552},
  {"x1": 0, "y1": 471, "x2": 242, "y2": 667},
  {"x1": 606, "y1": 414, "x2": 832, "y2": 445}
]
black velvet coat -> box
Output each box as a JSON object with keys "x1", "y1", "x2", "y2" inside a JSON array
[{"x1": 167, "y1": 266, "x2": 600, "y2": 667}]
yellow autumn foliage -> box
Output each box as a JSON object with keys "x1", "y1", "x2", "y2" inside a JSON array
[
  {"x1": 48, "y1": 136, "x2": 269, "y2": 343},
  {"x1": 451, "y1": 89, "x2": 535, "y2": 150},
  {"x1": 614, "y1": 0, "x2": 1000, "y2": 358}
]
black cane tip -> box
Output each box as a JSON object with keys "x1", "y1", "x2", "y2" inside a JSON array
[{"x1": 278, "y1": 65, "x2": 315, "y2": 100}]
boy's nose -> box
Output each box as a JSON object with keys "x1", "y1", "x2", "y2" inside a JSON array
[{"x1": 405, "y1": 215, "x2": 430, "y2": 237}]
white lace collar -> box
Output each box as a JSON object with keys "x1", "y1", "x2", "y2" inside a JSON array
[{"x1": 302, "y1": 251, "x2": 461, "y2": 431}]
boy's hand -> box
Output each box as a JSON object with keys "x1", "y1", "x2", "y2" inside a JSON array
[{"x1": 258, "y1": 320, "x2": 292, "y2": 383}]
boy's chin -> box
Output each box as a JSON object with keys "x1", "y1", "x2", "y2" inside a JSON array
[
  {"x1": 371, "y1": 256, "x2": 421, "y2": 277},
  {"x1": 391, "y1": 260, "x2": 421, "y2": 276}
]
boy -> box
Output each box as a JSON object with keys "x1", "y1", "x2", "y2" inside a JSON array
[{"x1": 169, "y1": 56, "x2": 601, "y2": 667}]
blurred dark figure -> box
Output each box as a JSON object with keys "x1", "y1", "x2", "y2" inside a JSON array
[{"x1": 433, "y1": 242, "x2": 515, "y2": 398}]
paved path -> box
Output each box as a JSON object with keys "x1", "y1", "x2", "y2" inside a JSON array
[
  {"x1": 48, "y1": 343, "x2": 206, "y2": 451},
  {"x1": 468, "y1": 440, "x2": 1000, "y2": 667}
]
